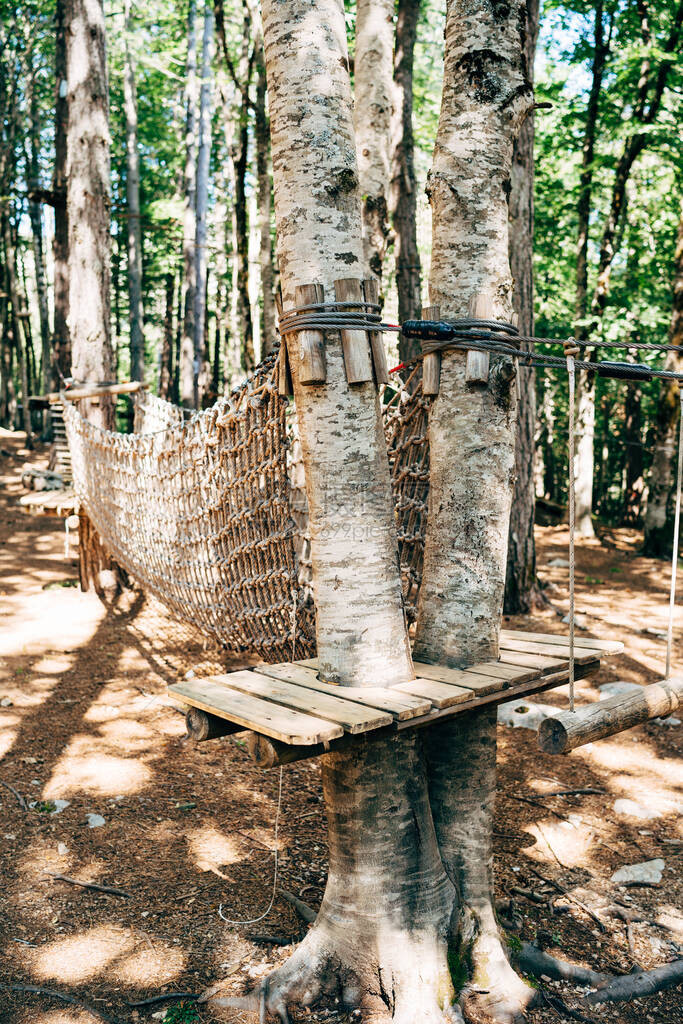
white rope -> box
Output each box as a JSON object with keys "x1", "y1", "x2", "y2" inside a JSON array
[
  {"x1": 666, "y1": 383, "x2": 683, "y2": 680},
  {"x1": 217, "y1": 765, "x2": 284, "y2": 926},
  {"x1": 565, "y1": 347, "x2": 578, "y2": 711}
]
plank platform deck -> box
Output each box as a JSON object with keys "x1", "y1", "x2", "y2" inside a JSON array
[
  {"x1": 19, "y1": 488, "x2": 78, "y2": 517},
  {"x1": 169, "y1": 630, "x2": 623, "y2": 747}
]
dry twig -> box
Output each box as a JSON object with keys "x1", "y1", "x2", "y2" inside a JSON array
[
  {"x1": 0, "y1": 778, "x2": 28, "y2": 810},
  {"x1": 43, "y1": 872, "x2": 132, "y2": 898},
  {"x1": 526, "y1": 865, "x2": 606, "y2": 931}
]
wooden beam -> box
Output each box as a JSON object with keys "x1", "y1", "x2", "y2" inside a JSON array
[
  {"x1": 185, "y1": 707, "x2": 244, "y2": 742},
  {"x1": 538, "y1": 677, "x2": 683, "y2": 754},
  {"x1": 42, "y1": 380, "x2": 146, "y2": 404}
]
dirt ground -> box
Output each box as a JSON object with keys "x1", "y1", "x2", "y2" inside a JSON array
[{"x1": 1, "y1": 429, "x2": 681, "y2": 1024}]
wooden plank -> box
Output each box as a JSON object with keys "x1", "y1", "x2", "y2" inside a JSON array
[
  {"x1": 396, "y1": 662, "x2": 601, "y2": 732},
  {"x1": 47, "y1": 380, "x2": 145, "y2": 403},
  {"x1": 294, "y1": 283, "x2": 327, "y2": 385},
  {"x1": 466, "y1": 661, "x2": 536, "y2": 683},
  {"x1": 169, "y1": 679, "x2": 342, "y2": 745},
  {"x1": 218, "y1": 670, "x2": 392, "y2": 734},
  {"x1": 498, "y1": 651, "x2": 565, "y2": 673},
  {"x1": 499, "y1": 638, "x2": 600, "y2": 664},
  {"x1": 334, "y1": 278, "x2": 373, "y2": 384},
  {"x1": 393, "y1": 678, "x2": 473, "y2": 709},
  {"x1": 255, "y1": 662, "x2": 432, "y2": 720},
  {"x1": 421, "y1": 305, "x2": 441, "y2": 396},
  {"x1": 412, "y1": 661, "x2": 512, "y2": 696},
  {"x1": 363, "y1": 278, "x2": 389, "y2": 385},
  {"x1": 465, "y1": 293, "x2": 492, "y2": 384},
  {"x1": 501, "y1": 629, "x2": 623, "y2": 656}
]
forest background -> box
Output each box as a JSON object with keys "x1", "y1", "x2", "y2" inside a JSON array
[{"x1": 0, "y1": 0, "x2": 681, "y2": 599}]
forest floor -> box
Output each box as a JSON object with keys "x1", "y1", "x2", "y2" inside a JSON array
[{"x1": 0, "y1": 429, "x2": 681, "y2": 1024}]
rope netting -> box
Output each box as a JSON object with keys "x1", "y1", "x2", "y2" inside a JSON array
[{"x1": 62, "y1": 351, "x2": 430, "y2": 661}]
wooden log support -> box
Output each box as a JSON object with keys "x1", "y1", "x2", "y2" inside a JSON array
[
  {"x1": 333, "y1": 278, "x2": 374, "y2": 384},
  {"x1": 421, "y1": 304, "x2": 441, "y2": 396},
  {"x1": 185, "y1": 707, "x2": 244, "y2": 742},
  {"x1": 362, "y1": 278, "x2": 389, "y2": 385},
  {"x1": 294, "y1": 282, "x2": 327, "y2": 385},
  {"x1": 538, "y1": 677, "x2": 683, "y2": 754},
  {"x1": 465, "y1": 292, "x2": 493, "y2": 384},
  {"x1": 47, "y1": 380, "x2": 145, "y2": 404},
  {"x1": 275, "y1": 292, "x2": 294, "y2": 397}
]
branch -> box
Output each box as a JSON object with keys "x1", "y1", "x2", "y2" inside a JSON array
[
  {"x1": 516, "y1": 942, "x2": 610, "y2": 988},
  {"x1": 0, "y1": 778, "x2": 28, "y2": 810},
  {"x1": 43, "y1": 872, "x2": 132, "y2": 898},
  {"x1": 0, "y1": 984, "x2": 124, "y2": 1024}
]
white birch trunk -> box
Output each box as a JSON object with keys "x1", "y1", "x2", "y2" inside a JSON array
[
  {"x1": 65, "y1": 0, "x2": 114, "y2": 431},
  {"x1": 193, "y1": 2, "x2": 214, "y2": 406},
  {"x1": 414, "y1": 3, "x2": 538, "y2": 1020},
  {"x1": 354, "y1": 0, "x2": 394, "y2": 280},
  {"x1": 575, "y1": 371, "x2": 597, "y2": 538},
  {"x1": 180, "y1": 0, "x2": 198, "y2": 406},
  {"x1": 262, "y1": 0, "x2": 412, "y2": 688},
  {"x1": 123, "y1": 0, "x2": 145, "y2": 383}
]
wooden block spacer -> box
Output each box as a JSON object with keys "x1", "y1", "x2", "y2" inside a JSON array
[
  {"x1": 334, "y1": 278, "x2": 374, "y2": 384},
  {"x1": 421, "y1": 305, "x2": 441, "y2": 396}
]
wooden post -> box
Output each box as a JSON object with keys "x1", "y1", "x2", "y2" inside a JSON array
[
  {"x1": 362, "y1": 278, "x2": 389, "y2": 385},
  {"x1": 294, "y1": 282, "x2": 327, "y2": 385},
  {"x1": 185, "y1": 707, "x2": 243, "y2": 742},
  {"x1": 465, "y1": 292, "x2": 493, "y2": 384},
  {"x1": 538, "y1": 677, "x2": 683, "y2": 754},
  {"x1": 78, "y1": 510, "x2": 119, "y2": 598},
  {"x1": 333, "y1": 278, "x2": 374, "y2": 384},
  {"x1": 421, "y1": 304, "x2": 441, "y2": 395},
  {"x1": 275, "y1": 292, "x2": 293, "y2": 397}
]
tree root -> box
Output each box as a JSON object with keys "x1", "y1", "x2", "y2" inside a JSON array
[
  {"x1": 516, "y1": 941, "x2": 609, "y2": 987},
  {"x1": 584, "y1": 958, "x2": 683, "y2": 1006}
]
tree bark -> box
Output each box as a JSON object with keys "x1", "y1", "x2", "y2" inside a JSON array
[
  {"x1": 505, "y1": 0, "x2": 540, "y2": 614},
  {"x1": 26, "y1": 76, "x2": 52, "y2": 398},
  {"x1": 2, "y1": 215, "x2": 33, "y2": 446},
  {"x1": 180, "y1": 0, "x2": 198, "y2": 406},
  {"x1": 233, "y1": 4, "x2": 255, "y2": 373},
  {"x1": 390, "y1": 0, "x2": 422, "y2": 357},
  {"x1": 354, "y1": 0, "x2": 394, "y2": 282},
  {"x1": 53, "y1": 0, "x2": 70, "y2": 385},
  {"x1": 254, "y1": 29, "x2": 276, "y2": 355},
  {"x1": 65, "y1": 0, "x2": 116, "y2": 589},
  {"x1": 643, "y1": 207, "x2": 683, "y2": 555},
  {"x1": 159, "y1": 270, "x2": 174, "y2": 399},
  {"x1": 194, "y1": 2, "x2": 214, "y2": 406},
  {"x1": 123, "y1": 0, "x2": 145, "y2": 383},
  {"x1": 414, "y1": 3, "x2": 536, "y2": 1021}
]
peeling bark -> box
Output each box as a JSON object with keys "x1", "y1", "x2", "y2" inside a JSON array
[
  {"x1": 390, "y1": 0, "x2": 422, "y2": 350},
  {"x1": 180, "y1": 0, "x2": 198, "y2": 406},
  {"x1": 415, "y1": 3, "x2": 535, "y2": 1021},
  {"x1": 354, "y1": 0, "x2": 394, "y2": 281}
]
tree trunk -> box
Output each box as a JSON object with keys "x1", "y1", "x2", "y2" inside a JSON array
[
  {"x1": 180, "y1": 0, "x2": 198, "y2": 406},
  {"x1": 194, "y1": 2, "x2": 214, "y2": 406},
  {"x1": 504, "y1": 0, "x2": 540, "y2": 615},
  {"x1": 159, "y1": 271, "x2": 175, "y2": 399},
  {"x1": 123, "y1": 0, "x2": 145, "y2": 383},
  {"x1": 53, "y1": 0, "x2": 70, "y2": 385},
  {"x1": 27, "y1": 78, "x2": 52, "y2": 398},
  {"x1": 3, "y1": 214, "x2": 34, "y2": 447},
  {"x1": 574, "y1": 0, "x2": 608, "y2": 335},
  {"x1": 354, "y1": 0, "x2": 394, "y2": 282},
  {"x1": 235, "y1": 4, "x2": 469, "y2": 1015},
  {"x1": 254, "y1": 30, "x2": 276, "y2": 355},
  {"x1": 414, "y1": 2, "x2": 536, "y2": 1021},
  {"x1": 65, "y1": 0, "x2": 116, "y2": 590},
  {"x1": 390, "y1": 0, "x2": 422, "y2": 358},
  {"x1": 232, "y1": 3, "x2": 255, "y2": 374},
  {"x1": 643, "y1": 208, "x2": 683, "y2": 556}
]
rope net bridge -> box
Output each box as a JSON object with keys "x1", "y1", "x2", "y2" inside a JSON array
[{"x1": 60, "y1": 307, "x2": 682, "y2": 762}]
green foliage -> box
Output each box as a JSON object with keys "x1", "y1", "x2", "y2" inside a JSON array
[
  {"x1": 33, "y1": 800, "x2": 56, "y2": 814},
  {"x1": 162, "y1": 1001, "x2": 201, "y2": 1024}
]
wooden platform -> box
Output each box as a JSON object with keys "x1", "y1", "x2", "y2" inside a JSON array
[
  {"x1": 169, "y1": 631, "x2": 623, "y2": 747},
  {"x1": 19, "y1": 488, "x2": 78, "y2": 517}
]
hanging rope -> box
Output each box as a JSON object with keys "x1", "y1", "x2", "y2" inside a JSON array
[
  {"x1": 564, "y1": 341, "x2": 580, "y2": 711},
  {"x1": 666, "y1": 382, "x2": 683, "y2": 681}
]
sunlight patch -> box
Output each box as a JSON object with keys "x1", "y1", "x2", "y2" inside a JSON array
[
  {"x1": 45, "y1": 740, "x2": 151, "y2": 797},
  {"x1": 188, "y1": 825, "x2": 244, "y2": 874},
  {"x1": 33, "y1": 925, "x2": 131, "y2": 983}
]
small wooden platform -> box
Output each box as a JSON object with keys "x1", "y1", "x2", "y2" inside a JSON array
[
  {"x1": 19, "y1": 488, "x2": 78, "y2": 517},
  {"x1": 169, "y1": 631, "x2": 623, "y2": 747}
]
